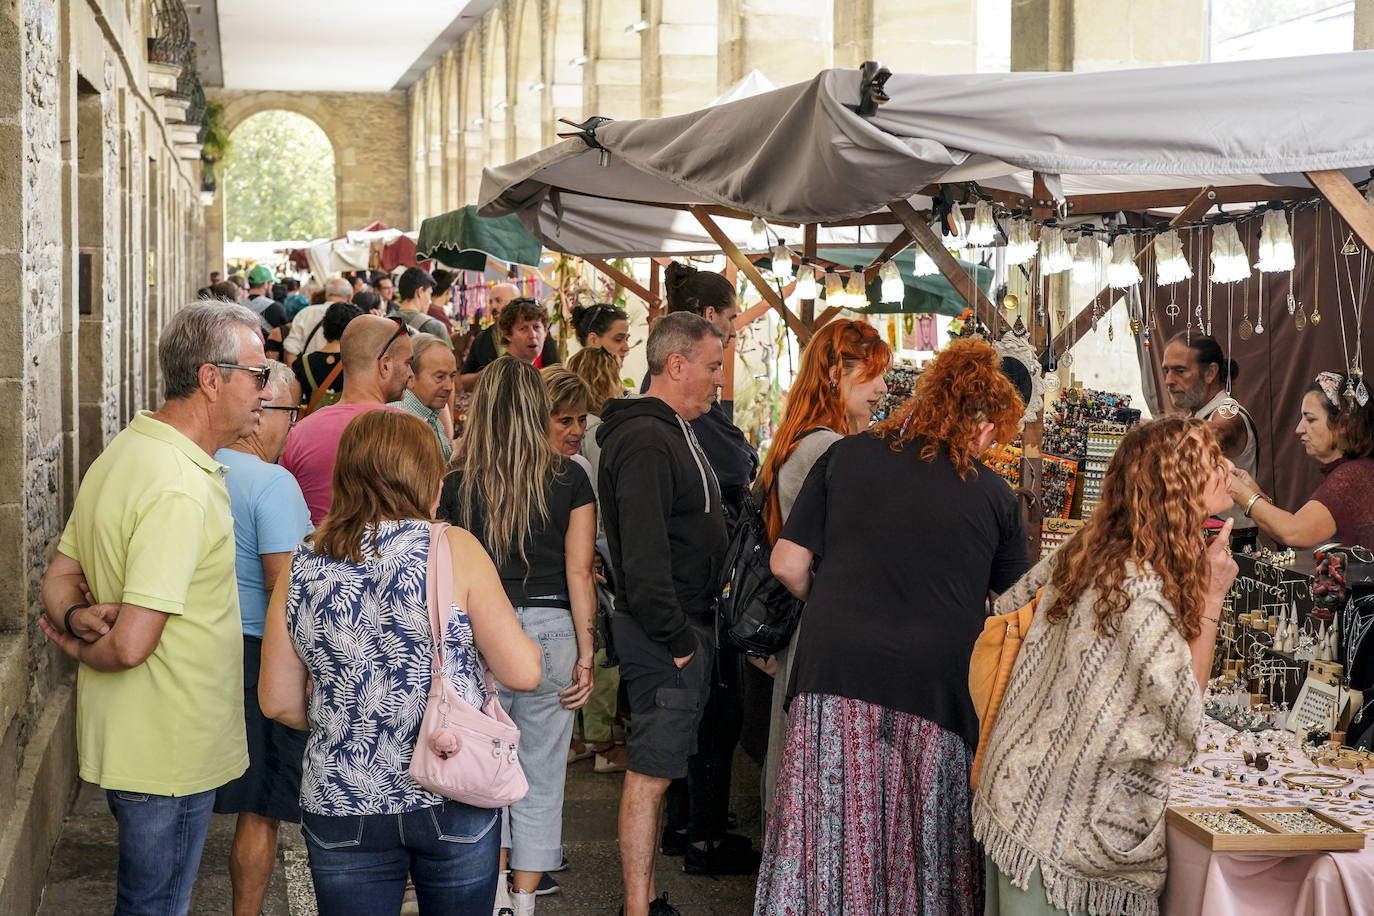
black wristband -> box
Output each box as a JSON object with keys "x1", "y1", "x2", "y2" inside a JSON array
[{"x1": 64, "y1": 603, "x2": 90, "y2": 638}]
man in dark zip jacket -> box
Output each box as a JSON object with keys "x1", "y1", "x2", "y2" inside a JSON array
[{"x1": 598, "y1": 313, "x2": 728, "y2": 916}]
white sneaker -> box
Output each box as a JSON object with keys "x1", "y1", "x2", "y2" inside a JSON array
[
  {"x1": 511, "y1": 889, "x2": 536, "y2": 916},
  {"x1": 493, "y1": 870, "x2": 514, "y2": 916}
]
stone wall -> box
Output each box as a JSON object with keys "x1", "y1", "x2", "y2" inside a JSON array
[
  {"x1": 0, "y1": 1, "x2": 206, "y2": 912},
  {"x1": 205, "y1": 88, "x2": 410, "y2": 272}
]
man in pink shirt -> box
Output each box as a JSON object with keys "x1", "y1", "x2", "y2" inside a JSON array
[{"x1": 281, "y1": 315, "x2": 414, "y2": 523}]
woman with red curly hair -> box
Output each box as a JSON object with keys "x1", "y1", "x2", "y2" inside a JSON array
[
  {"x1": 752, "y1": 319, "x2": 891, "y2": 812},
  {"x1": 974, "y1": 417, "x2": 1236, "y2": 916},
  {"x1": 755, "y1": 338, "x2": 1029, "y2": 916}
]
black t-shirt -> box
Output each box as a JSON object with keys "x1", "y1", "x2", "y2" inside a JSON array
[
  {"x1": 459, "y1": 325, "x2": 560, "y2": 374},
  {"x1": 437, "y1": 460, "x2": 595, "y2": 603},
  {"x1": 782, "y1": 432, "x2": 1028, "y2": 747},
  {"x1": 293, "y1": 351, "x2": 343, "y2": 404}
]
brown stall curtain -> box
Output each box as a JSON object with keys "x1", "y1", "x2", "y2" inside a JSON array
[{"x1": 1127, "y1": 204, "x2": 1366, "y2": 546}]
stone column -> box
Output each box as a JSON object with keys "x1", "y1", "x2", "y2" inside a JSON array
[
  {"x1": 1012, "y1": 0, "x2": 1206, "y2": 72},
  {"x1": 585, "y1": 0, "x2": 642, "y2": 118},
  {"x1": 1356, "y1": 0, "x2": 1374, "y2": 50},
  {"x1": 720, "y1": 0, "x2": 831, "y2": 90},
  {"x1": 643, "y1": 0, "x2": 718, "y2": 117}
]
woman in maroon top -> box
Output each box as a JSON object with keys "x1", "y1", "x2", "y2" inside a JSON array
[{"x1": 1228, "y1": 370, "x2": 1374, "y2": 549}]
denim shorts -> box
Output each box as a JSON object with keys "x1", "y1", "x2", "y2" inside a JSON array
[{"x1": 611, "y1": 614, "x2": 714, "y2": 780}]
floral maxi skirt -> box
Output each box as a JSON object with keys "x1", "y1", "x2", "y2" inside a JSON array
[{"x1": 754, "y1": 692, "x2": 984, "y2": 916}]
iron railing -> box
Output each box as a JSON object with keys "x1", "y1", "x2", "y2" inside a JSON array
[{"x1": 146, "y1": 0, "x2": 191, "y2": 68}]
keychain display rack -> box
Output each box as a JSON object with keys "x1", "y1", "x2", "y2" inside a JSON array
[{"x1": 1079, "y1": 423, "x2": 1129, "y2": 518}]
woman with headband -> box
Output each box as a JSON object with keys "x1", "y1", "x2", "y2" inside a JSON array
[{"x1": 1228, "y1": 371, "x2": 1374, "y2": 549}]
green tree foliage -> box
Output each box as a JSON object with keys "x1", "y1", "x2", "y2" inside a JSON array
[{"x1": 224, "y1": 111, "x2": 336, "y2": 242}]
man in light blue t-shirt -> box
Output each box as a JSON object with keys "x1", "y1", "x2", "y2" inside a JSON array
[{"x1": 212, "y1": 361, "x2": 313, "y2": 916}]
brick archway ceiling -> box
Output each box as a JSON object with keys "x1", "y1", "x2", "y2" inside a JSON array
[{"x1": 192, "y1": 0, "x2": 497, "y2": 92}]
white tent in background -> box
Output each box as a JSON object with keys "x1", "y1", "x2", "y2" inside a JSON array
[{"x1": 708, "y1": 69, "x2": 778, "y2": 107}]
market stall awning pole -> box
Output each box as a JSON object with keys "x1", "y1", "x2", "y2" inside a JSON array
[
  {"x1": 889, "y1": 199, "x2": 1008, "y2": 334},
  {"x1": 586, "y1": 257, "x2": 660, "y2": 311},
  {"x1": 1305, "y1": 170, "x2": 1374, "y2": 254},
  {"x1": 650, "y1": 259, "x2": 663, "y2": 319},
  {"x1": 1049, "y1": 186, "x2": 1216, "y2": 355},
  {"x1": 801, "y1": 224, "x2": 818, "y2": 327},
  {"x1": 689, "y1": 205, "x2": 812, "y2": 341}
]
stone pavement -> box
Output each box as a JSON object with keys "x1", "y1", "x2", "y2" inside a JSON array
[{"x1": 36, "y1": 751, "x2": 762, "y2": 916}]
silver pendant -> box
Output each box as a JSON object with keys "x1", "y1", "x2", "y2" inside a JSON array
[
  {"x1": 1287, "y1": 293, "x2": 1297, "y2": 315},
  {"x1": 1359, "y1": 380, "x2": 1370, "y2": 407},
  {"x1": 1255, "y1": 319, "x2": 1264, "y2": 335},
  {"x1": 1215, "y1": 397, "x2": 1241, "y2": 419}
]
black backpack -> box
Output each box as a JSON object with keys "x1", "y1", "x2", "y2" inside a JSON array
[{"x1": 717, "y1": 489, "x2": 804, "y2": 658}]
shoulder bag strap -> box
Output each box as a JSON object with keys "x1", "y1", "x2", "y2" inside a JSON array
[
  {"x1": 426, "y1": 522, "x2": 454, "y2": 671},
  {"x1": 303, "y1": 360, "x2": 344, "y2": 416}
]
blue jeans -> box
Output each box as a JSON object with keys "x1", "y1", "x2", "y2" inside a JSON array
[
  {"x1": 301, "y1": 801, "x2": 500, "y2": 915},
  {"x1": 499, "y1": 602, "x2": 578, "y2": 873},
  {"x1": 105, "y1": 788, "x2": 216, "y2": 916}
]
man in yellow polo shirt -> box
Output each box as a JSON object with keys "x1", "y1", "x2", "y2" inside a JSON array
[{"x1": 39, "y1": 301, "x2": 271, "y2": 915}]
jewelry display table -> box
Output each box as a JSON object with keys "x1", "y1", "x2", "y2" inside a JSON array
[{"x1": 1164, "y1": 718, "x2": 1374, "y2": 915}]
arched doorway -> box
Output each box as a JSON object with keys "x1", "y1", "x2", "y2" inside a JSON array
[{"x1": 223, "y1": 110, "x2": 336, "y2": 247}]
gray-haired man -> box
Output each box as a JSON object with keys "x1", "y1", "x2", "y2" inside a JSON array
[
  {"x1": 39, "y1": 301, "x2": 270, "y2": 915},
  {"x1": 389, "y1": 332, "x2": 457, "y2": 461}
]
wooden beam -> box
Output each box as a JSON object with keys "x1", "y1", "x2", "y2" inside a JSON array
[
  {"x1": 1050, "y1": 186, "x2": 1215, "y2": 355},
  {"x1": 814, "y1": 305, "x2": 843, "y2": 326},
  {"x1": 1306, "y1": 170, "x2": 1374, "y2": 255},
  {"x1": 735, "y1": 299, "x2": 774, "y2": 328},
  {"x1": 961, "y1": 183, "x2": 1310, "y2": 218},
  {"x1": 889, "y1": 199, "x2": 1008, "y2": 334},
  {"x1": 649, "y1": 258, "x2": 663, "y2": 319},
  {"x1": 587, "y1": 257, "x2": 658, "y2": 310},
  {"x1": 689, "y1": 205, "x2": 811, "y2": 341}
]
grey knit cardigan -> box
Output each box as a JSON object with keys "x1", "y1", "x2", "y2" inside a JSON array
[{"x1": 972, "y1": 558, "x2": 1203, "y2": 916}]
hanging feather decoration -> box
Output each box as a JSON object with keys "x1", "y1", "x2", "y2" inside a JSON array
[
  {"x1": 1254, "y1": 209, "x2": 1295, "y2": 273},
  {"x1": 1107, "y1": 234, "x2": 1143, "y2": 288},
  {"x1": 1155, "y1": 230, "x2": 1193, "y2": 285},
  {"x1": 912, "y1": 250, "x2": 939, "y2": 277},
  {"x1": 1003, "y1": 218, "x2": 1037, "y2": 266},
  {"x1": 966, "y1": 200, "x2": 998, "y2": 247},
  {"x1": 1071, "y1": 232, "x2": 1099, "y2": 284},
  {"x1": 1210, "y1": 223, "x2": 1250, "y2": 283},
  {"x1": 1039, "y1": 227, "x2": 1072, "y2": 275}
]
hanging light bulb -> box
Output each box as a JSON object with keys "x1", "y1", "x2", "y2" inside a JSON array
[
  {"x1": 879, "y1": 260, "x2": 904, "y2": 304},
  {"x1": 912, "y1": 250, "x2": 938, "y2": 277},
  {"x1": 1040, "y1": 227, "x2": 1072, "y2": 275},
  {"x1": 1155, "y1": 229, "x2": 1193, "y2": 285},
  {"x1": 1107, "y1": 234, "x2": 1142, "y2": 288},
  {"x1": 1210, "y1": 223, "x2": 1250, "y2": 283},
  {"x1": 824, "y1": 268, "x2": 844, "y2": 302},
  {"x1": 845, "y1": 268, "x2": 868, "y2": 308},
  {"x1": 1071, "y1": 231, "x2": 1099, "y2": 284},
  {"x1": 770, "y1": 243, "x2": 794, "y2": 282},
  {"x1": 748, "y1": 217, "x2": 768, "y2": 250},
  {"x1": 1255, "y1": 209, "x2": 1295, "y2": 273},
  {"x1": 942, "y1": 206, "x2": 968, "y2": 251},
  {"x1": 794, "y1": 260, "x2": 818, "y2": 299},
  {"x1": 1003, "y1": 218, "x2": 1036, "y2": 266},
  {"x1": 966, "y1": 200, "x2": 997, "y2": 247}
]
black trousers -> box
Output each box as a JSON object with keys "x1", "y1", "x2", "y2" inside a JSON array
[{"x1": 665, "y1": 643, "x2": 745, "y2": 842}]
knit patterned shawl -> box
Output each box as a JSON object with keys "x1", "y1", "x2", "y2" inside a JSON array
[{"x1": 973, "y1": 558, "x2": 1202, "y2": 916}]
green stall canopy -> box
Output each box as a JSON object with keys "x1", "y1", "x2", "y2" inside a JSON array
[
  {"x1": 416, "y1": 205, "x2": 544, "y2": 272},
  {"x1": 809, "y1": 248, "x2": 992, "y2": 318}
]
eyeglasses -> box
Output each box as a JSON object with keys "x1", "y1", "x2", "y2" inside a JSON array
[
  {"x1": 214, "y1": 363, "x2": 272, "y2": 389},
  {"x1": 378, "y1": 316, "x2": 410, "y2": 361},
  {"x1": 262, "y1": 405, "x2": 300, "y2": 424}
]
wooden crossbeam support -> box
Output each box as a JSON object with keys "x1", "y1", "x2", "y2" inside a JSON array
[
  {"x1": 889, "y1": 198, "x2": 1008, "y2": 334},
  {"x1": 1049, "y1": 186, "x2": 1215, "y2": 355},
  {"x1": 587, "y1": 257, "x2": 659, "y2": 311},
  {"x1": 649, "y1": 258, "x2": 663, "y2": 318},
  {"x1": 1306, "y1": 170, "x2": 1374, "y2": 255},
  {"x1": 689, "y1": 205, "x2": 811, "y2": 341}
]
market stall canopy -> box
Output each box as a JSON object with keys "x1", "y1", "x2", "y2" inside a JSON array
[
  {"x1": 416, "y1": 205, "x2": 544, "y2": 272},
  {"x1": 480, "y1": 51, "x2": 1374, "y2": 248},
  {"x1": 299, "y1": 222, "x2": 426, "y2": 277}
]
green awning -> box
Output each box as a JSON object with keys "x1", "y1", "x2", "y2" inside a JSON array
[
  {"x1": 416, "y1": 206, "x2": 543, "y2": 272},
  {"x1": 814, "y1": 247, "x2": 993, "y2": 318}
]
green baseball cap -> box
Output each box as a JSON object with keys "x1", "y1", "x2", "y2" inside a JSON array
[{"x1": 248, "y1": 265, "x2": 274, "y2": 285}]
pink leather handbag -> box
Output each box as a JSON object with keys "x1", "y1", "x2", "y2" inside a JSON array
[{"x1": 409, "y1": 522, "x2": 528, "y2": 808}]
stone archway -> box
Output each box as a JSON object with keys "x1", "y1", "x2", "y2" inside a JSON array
[{"x1": 211, "y1": 89, "x2": 410, "y2": 234}]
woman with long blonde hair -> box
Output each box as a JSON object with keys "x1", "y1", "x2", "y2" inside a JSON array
[
  {"x1": 437, "y1": 356, "x2": 596, "y2": 915},
  {"x1": 975, "y1": 417, "x2": 1236, "y2": 916},
  {"x1": 753, "y1": 319, "x2": 891, "y2": 810},
  {"x1": 756, "y1": 338, "x2": 1028, "y2": 916}
]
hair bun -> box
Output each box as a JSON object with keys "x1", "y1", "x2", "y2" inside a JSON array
[{"x1": 664, "y1": 261, "x2": 698, "y2": 290}]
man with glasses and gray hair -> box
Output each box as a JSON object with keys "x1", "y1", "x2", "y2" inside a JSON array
[
  {"x1": 281, "y1": 314, "x2": 414, "y2": 524},
  {"x1": 211, "y1": 361, "x2": 313, "y2": 916},
  {"x1": 38, "y1": 300, "x2": 272, "y2": 915}
]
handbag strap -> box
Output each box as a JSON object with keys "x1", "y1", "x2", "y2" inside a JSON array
[
  {"x1": 425, "y1": 522, "x2": 498, "y2": 697},
  {"x1": 303, "y1": 358, "x2": 344, "y2": 416}
]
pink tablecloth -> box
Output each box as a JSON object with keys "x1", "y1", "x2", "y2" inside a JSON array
[{"x1": 1164, "y1": 825, "x2": 1374, "y2": 915}]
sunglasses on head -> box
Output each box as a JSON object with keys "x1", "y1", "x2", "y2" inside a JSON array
[
  {"x1": 214, "y1": 363, "x2": 272, "y2": 389},
  {"x1": 378, "y1": 315, "x2": 410, "y2": 361}
]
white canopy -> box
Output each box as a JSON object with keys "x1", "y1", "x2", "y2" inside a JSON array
[{"x1": 480, "y1": 51, "x2": 1374, "y2": 257}]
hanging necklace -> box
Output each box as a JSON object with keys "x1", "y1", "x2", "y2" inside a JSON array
[
  {"x1": 1216, "y1": 262, "x2": 1241, "y2": 418},
  {"x1": 1255, "y1": 265, "x2": 1265, "y2": 335},
  {"x1": 1336, "y1": 213, "x2": 1368, "y2": 404},
  {"x1": 1192, "y1": 228, "x2": 1204, "y2": 341},
  {"x1": 1311, "y1": 206, "x2": 1323, "y2": 326},
  {"x1": 1240, "y1": 274, "x2": 1253, "y2": 340}
]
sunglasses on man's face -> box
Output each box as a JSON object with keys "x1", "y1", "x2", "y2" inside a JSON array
[
  {"x1": 214, "y1": 363, "x2": 272, "y2": 389},
  {"x1": 378, "y1": 316, "x2": 410, "y2": 361}
]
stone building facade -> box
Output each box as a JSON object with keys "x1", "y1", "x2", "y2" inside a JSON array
[
  {"x1": 404, "y1": 0, "x2": 1214, "y2": 226},
  {"x1": 0, "y1": 0, "x2": 207, "y2": 911}
]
